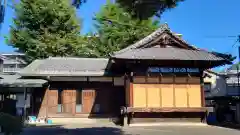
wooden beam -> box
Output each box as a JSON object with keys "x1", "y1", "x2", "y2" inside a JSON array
[{"x1": 127, "y1": 107, "x2": 207, "y2": 113}]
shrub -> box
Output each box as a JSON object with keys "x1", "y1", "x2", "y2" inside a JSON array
[{"x1": 0, "y1": 112, "x2": 23, "y2": 135}]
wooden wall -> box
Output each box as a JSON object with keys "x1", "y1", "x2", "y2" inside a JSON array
[
  {"x1": 36, "y1": 78, "x2": 125, "y2": 118},
  {"x1": 132, "y1": 76, "x2": 202, "y2": 108}
]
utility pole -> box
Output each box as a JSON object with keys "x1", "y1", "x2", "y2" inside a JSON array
[
  {"x1": 234, "y1": 36, "x2": 240, "y2": 94},
  {"x1": 238, "y1": 36, "x2": 240, "y2": 96},
  {"x1": 237, "y1": 37, "x2": 240, "y2": 124},
  {"x1": 238, "y1": 46, "x2": 239, "y2": 94},
  {"x1": 0, "y1": 0, "x2": 6, "y2": 30}
]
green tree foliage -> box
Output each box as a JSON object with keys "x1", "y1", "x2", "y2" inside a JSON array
[
  {"x1": 88, "y1": 1, "x2": 159, "y2": 57},
  {"x1": 117, "y1": 0, "x2": 185, "y2": 19},
  {"x1": 72, "y1": 0, "x2": 184, "y2": 19},
  {"x1": 7, "y1": 0, "x2": 87, "y2": 62}
]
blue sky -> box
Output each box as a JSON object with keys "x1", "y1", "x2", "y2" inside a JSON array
[{"x1": 0, "y1": 0, "x2": 240, "y2": 70}]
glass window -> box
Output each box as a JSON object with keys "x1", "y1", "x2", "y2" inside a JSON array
[
  {"x1": 76, "y1": 90, "x2": 82, "y2": 113},
  {"x1": 18, "y1": 64, "x2": 26, "y2": 68},
  {"x1": 3, "y1": 64, "x2": 15, "y2": 68},
  {"x1": 204, "y1": 83, "x2": 211, "y2": 92},
  {"x1": 57, "y1": 90, "x2": 62, "y2": 113}
]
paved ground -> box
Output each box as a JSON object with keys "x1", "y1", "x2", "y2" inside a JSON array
[{"x1": 20, "y1": 123, "x2": 240, "y2": 135}]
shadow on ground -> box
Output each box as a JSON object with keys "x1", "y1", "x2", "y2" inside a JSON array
[
  {"x1": 22, "y1": 124, "x2": 128, "y2": 135},
  {"x1": 208, "y1": 122, "x2": 240, "y2": 131}
]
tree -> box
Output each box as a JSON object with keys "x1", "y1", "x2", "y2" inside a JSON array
[
  {"x1": 7, "y1": 0, "x2": 87, "y2": 62},
  {"x1": 72, "y1": 0, "x2": 185, "y2": 19},
  {"x1": 117, "y1": 0, "x2": 185, "y2": 19},
  {"x1": 87, "y1": 1, "x2": 159, "y2": 58}
]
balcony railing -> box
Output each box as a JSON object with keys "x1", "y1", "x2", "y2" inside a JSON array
[{"x1": 3, "y1": 68, "x2": 21, "y2": 73}]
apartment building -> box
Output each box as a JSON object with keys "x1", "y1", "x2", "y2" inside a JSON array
[{"x1": 0, "y1": 53, "x2": 27, "y2": 73}]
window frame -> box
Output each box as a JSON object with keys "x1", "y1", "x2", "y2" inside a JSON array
[{"x1": 203, "y1": 82, "x2": 211, "y2": 92}]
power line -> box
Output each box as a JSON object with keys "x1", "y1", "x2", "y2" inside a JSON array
[{"x1": 204, "y1": 34, "x2": 240, "y2": 52}]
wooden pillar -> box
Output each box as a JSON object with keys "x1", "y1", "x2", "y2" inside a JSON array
[
  {"x1": 200, "y1": 70, "x2": 207, "y2": 123},
  {"x1": 173, "y1": 75, "x2": 176, "y2": 107},
  {"x1": 23, "y1": 88, "x2": 27, "y2": 121},
  {"x1": 123, "y1": 73, "x2": 134, "y2": 127},
  {"x1": 129, "y1": 74, "x2": 133, "y2": 107},
  {"x1": 200, "y1": 70, "x2": 205, "y2": 107},
  {"x1": 46, "y1": 86, "x2": 50, "y2": 118}
]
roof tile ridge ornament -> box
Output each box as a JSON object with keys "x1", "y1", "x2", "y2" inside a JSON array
[{"x1": 111, "y1": 23, "x2": 170, "y2": 56}]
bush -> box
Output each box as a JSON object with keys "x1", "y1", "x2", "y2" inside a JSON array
[{"x1": 0, "y1": 112, "x2": 23, "y2": 135}]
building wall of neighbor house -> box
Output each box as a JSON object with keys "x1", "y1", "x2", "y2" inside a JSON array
[
  {"x1": 1, "y1": 53, "x2": 27, "y2": 73},
  {"x1": 226, "y1": 76, "x2": 240, "y2": 96},
  {"x1": 0, "y1": 59, "x2": 3, "y2": 72},
  {"x1": 204, "y1": 72, "x2": 227, "y2": 98}
]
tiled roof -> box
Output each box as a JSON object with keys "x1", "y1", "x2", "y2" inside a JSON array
[
  {"x1": 0, "y1": 52, "x2": 25, "y2": 56},
  {"x1": 0, "y1": 73, "x2": 21, "y2": 79},
  {"x1": 113, "y1": 23, "x2": 197, "y2": 55},
  {"x1": 3, "y1": 59, "x2": 26, "y2": 64},
  {"x1": 0, "y1": 73, "x2": 47, "y2": 87},
  {"x1": 0, "y1": 55, "x2": 6, "y2": 60},
  {"x1": 112, "y1": 47, "x2": 225, "y2": 61},
  {"x1": 19, "y1": 57, "x2": 111, "y2": 76},
  {"x1": 0, "y1": 54, "x2": 27, "y2": 64}
]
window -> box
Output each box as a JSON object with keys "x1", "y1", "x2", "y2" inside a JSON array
[
  {"x1": 18, "y1": 64, "x2": 26, "y2": 68},
  {"x1": 57, "y1": 90, "x2": 62, "y2": 113},
  {"x1": 0, "y1": 94, "x2": 4, "y2": 101},
  {"x1": 5, "y1": 94, "x2": 17, "y2": 100},
  {"x1": 76, "y1": 90, "x2": 82, "y2": 113},
  {"x1": 204, "y1": 83, "x2": 211, "y2": 92},
  {"x1": 3, "y1": 64, "x2": 15, "y2": 68},
  {"x1": 10, "y1": 94, "x2": 17, "y2": 100}
]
